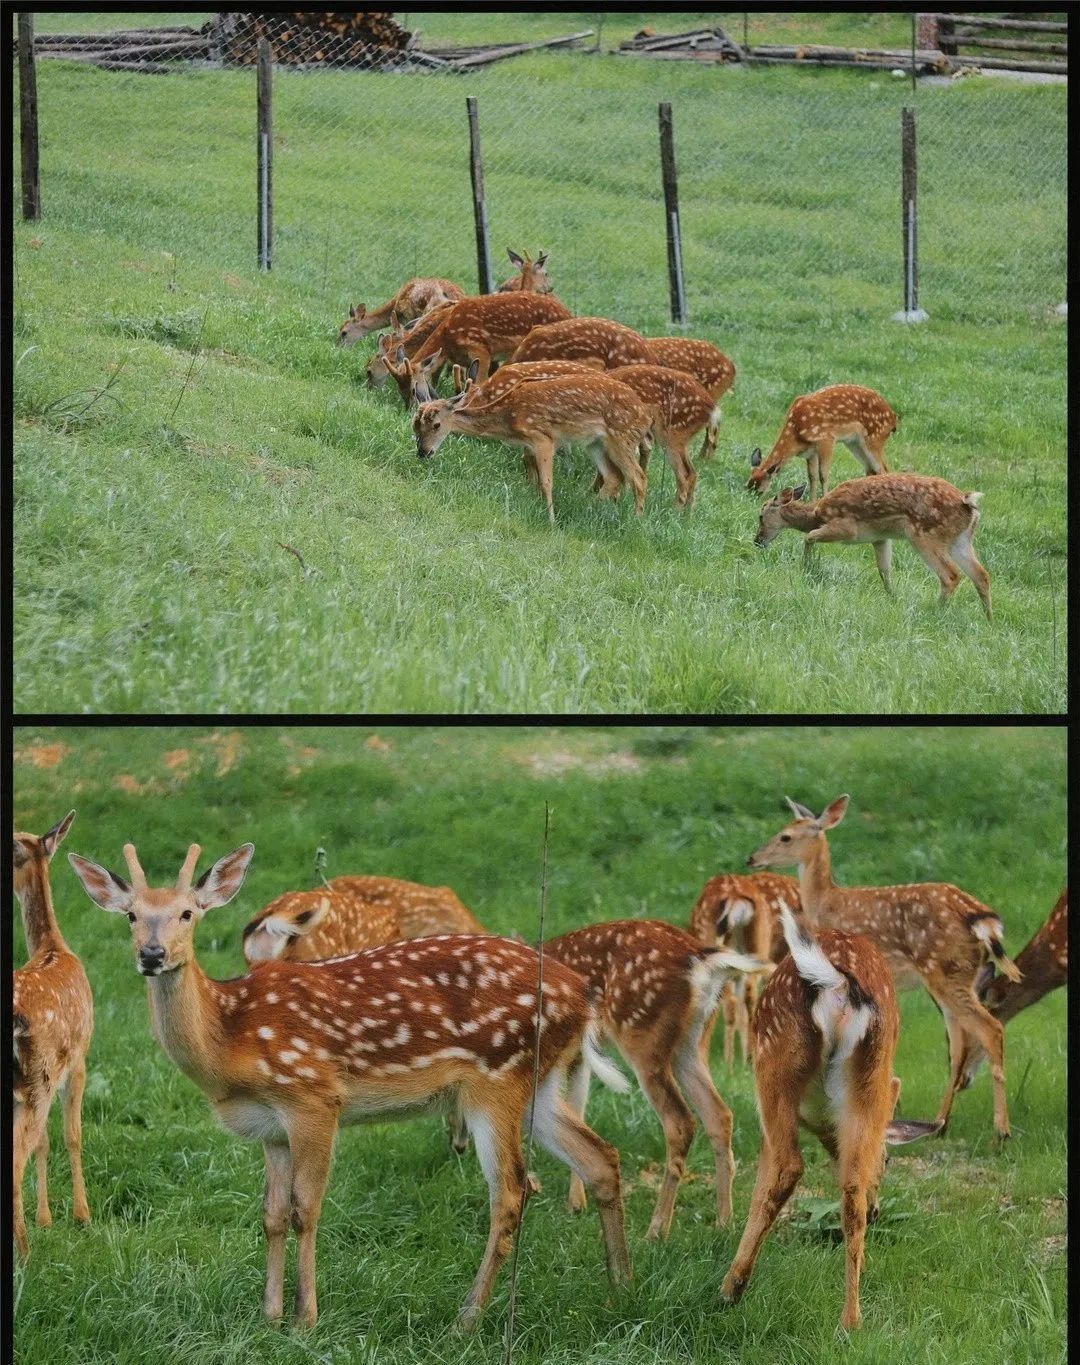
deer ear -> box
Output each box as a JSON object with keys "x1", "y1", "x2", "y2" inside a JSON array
[
  {"x1": 422, "y1": 348, "x2": 443, "y2": 372},
  {"x1": 750, "y1": 447, "x2": 762, "y2": 468},
  {"x1": 68, "y1": 853, "x2": 132, "y2": 913},
  {"x1": 42, "y1": 811, "x2": 76, "y2": 859},
  {"x1": 778, "y1": 487, "x2": 795, "y2": 504},
  {"x1": 467, "y1": 358, "x2": 480, "y2": 382},
  {"x1": 507, "y1": 248, "x2": 524, "y2": 267},
  {"x1": 816, "y1": 795, "x2": 850, "y2": 830},
  {"x1": 395, "y1": 345, "x2": 407, "y2": 364},
  {"x1": 347, "y1": 305, "x2": 357, "y2": 320},
  {"x1": 193, "y1": 844, "x2": 254, "y2": 911},
  {"x1": 792, "y1": 483, "x2": 808, "y2": 501},
  {"x1": 389, "y1": 310, "x2": 399, "y2": 330},
  {"x1": 886, "y1": 1118, "x2": 944, "y2": 1144},
  {"x1": 536, "y1": 250, "x2": 549, "y2": 267},
  {"x1": 785, "y1": 797, "x2": 816, "y2": 821}
]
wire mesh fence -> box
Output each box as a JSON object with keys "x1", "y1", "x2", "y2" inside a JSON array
[{"x1": 16, "y1": 11, "x2": 1068, "y2": 334}]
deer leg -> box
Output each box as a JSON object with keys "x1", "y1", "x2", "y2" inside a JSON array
[
  {"x1": 456, "y1": 1102, "x2": 527, "y2": 1332},
  {"x1": 873, "y1": 539, "x2": 893, "y2": 592},
  {"x1": 837, "y1": 1156, "x2": 871, "y2": 1330},
  {"x1": 448, "y1": 1094, "x2": 470, "y2": 1155},
  {"x1": 530, "y1": 1072, "x2": 631, "y2": 1286},
  {"x1": 528, "y1": 438, "x2": 557, "y2": 523},
  {"x1": 470, "y1": 348, "x2": 493, "y2": 384},
  {"x1": 813, "y1": 437, "x2": 836, "y2": 497},
  {"x1": 721, "y1": 1102, "x2": 803, "y2": 1305},
  {"x1": 564, "y1": 1059, "x2": 591, "y2": 1213},
  {"x1": 855, "y1": 433, "x2": 889, "y2": 474},
  {"x1": 803, "y1": 517, "x2": 859, "y2": 569},
  {"x1": 13, "y1": 1101, "x2": 47, "y2": 1258},
  {"x1": 631, "y1": 1062, "x2": 696, "y2": 1241},
  {"x1": 910, "y1": 533, "x2": 963, "y2": 603},
  {"x1": 674, "y1": 1042, "x2": 736, "y2": 1226},
  {"x1": 669, "y1": 433, "x2": 697, "y2": 509},
  {"x1": 950, "y1": 535, "x2": 993, "y2": 621},
  {"x1": 721, "y1": 982, "x2": 737, "y2": 1069},
  {"x1": 262, "y1": 1141, "x2": 292, "y2": 1322},
  {"x1": 805, "y1": 448, "x2": 821, "y2": 498},
  {"x1": 733, "y1": 978, "x2": 752, "y2": 1065},
  {"x1": 34, "y1": 1127, "x2": 51, "y2": 1228},
  {"x1": 958, "y1": 999, "x2": 1010, "y2": 1140},
  {"x1": 933, "y1": 1005, "x2": 971, "y2": 1136},
  {"x1": 288, "y1": 1115, "x2": 336, "y2": 1329},
  {"x1": 741, "y1": 973, "x2": 759, "y2": 1062},
  {"x1": 62, "y1": 1058, "x2": 90, "y2": 1224},
  {"x1": 603, "y1": 430, "x2": 647, "y2": 516}
]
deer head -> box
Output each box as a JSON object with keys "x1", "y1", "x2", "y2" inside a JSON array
[
  {"x1": 753, "y1": 484, "x2": 808, "y2": 547},
  {"x1": 747, "y1": 796, "x2": 849, "y2": 869},
  {"x1": 336, "y1": 304, "x2": 371, "y2": 348},
  {"x1": 412, "y1": 392, "x2": 469, "y2": 459},
  {"x1": 13, "y1": 811, "x2": 76, "y2": 892},
  {"x1": 499, "y1": 248, "x2": 553, "y2": 294}
]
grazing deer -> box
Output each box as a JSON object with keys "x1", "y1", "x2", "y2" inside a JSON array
[
  {"x1": 606, "y1": 365, "x2": 721, "y2": 507},
  {"x1": 748, "y1": 795, "x2": 1022, "y2": 1140},
  {"x1": 747, "y1": 385, "x2": 896, "y2": 497},
  {"x1": 981, "y1": 887, "x2": 1067, "y2": 1024},
  {"x1": 689, "y1": 872, "x2": 800, "y2": 1066},
  {"x1": 365, "y1": 306, "x2": 455, "y2": 390},
  {"x1": 497, "y1": 248, "x2": 553, "y2": 294},
  {"x1": 721, "y1": 902, "x2": 942, "y2": 1331},
  {"x1": 68, "y1": 840, "x2": 632, "y2": 1330},
  {"x1": 646, "y1": 336, "x2": 736, "y2": 416},
  {"x1": 412, "y1": 373, "x2": 651, "y2": 522},
  {"x1": 509, "y1": 317, "x2": 655, "y2": 371},
  {"x1": 546, "y1": 920, "x2": 764, "y2": 1239},
  {"x1": 407, "y1": 293, "x2": 573, "y2": 385},
  {"x1": 754, "y1": 476, "x2": 992, "y2": 619},
  {"x1": 336, "y1": 278, "x2": 465, "y2": 347},
  {"x1": 13, "y1": 813, "x2": 93, "y2": 1258}
]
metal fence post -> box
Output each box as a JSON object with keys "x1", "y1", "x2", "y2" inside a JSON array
[
  {"x1": 257, "y1": 37, "x2": 273, "y2": 271},
  {"x1": 466, "y1": 96, "x2": 494, "y2": 293},
  {"x1": 893, "y1": 105, "x2": 928, "y2": 323},
  {"x1": 658, "y1": 102, "x2": 687, "y2": 326},
  {"x1": 18, "y1": 13, "x2": 42, "y2": 220}
]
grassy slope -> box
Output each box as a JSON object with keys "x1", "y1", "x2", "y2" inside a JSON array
[
  {"x1": 12, "y1": 725, "x2": 1067, "y2": 1364},
  {"x1": 12, "y1": 35, "x2": 1066, "y2": 713}
]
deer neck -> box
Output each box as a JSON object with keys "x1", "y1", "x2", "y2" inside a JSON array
[
  {"x1": 145, "y1": 958, "x2": 226, "y2": 1097},
  {"x1": 781, "y1": 502, "x2": 824, "y2": 533},
  {"x1": 797, "y1": 834, "x2": 836, "y2": 914},
  {"x1": 17, "y1": 866, "x2": 66, "y2": 957}
]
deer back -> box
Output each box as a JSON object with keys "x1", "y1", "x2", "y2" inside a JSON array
[
  {"x1": 689, "y1": 872, "x2": 798, "y2": 961},
  {"x1": 510, "y1": 318, "x2": 655, "y2": 370},
  {"x1": 646, "y1": 337, "x2": 736, "y2": 398},
  {"x1": 815, "y1": 474, "x2": 980, "y2": 537},
  {"x1": 441, "y1": 294, "x2": 573, "y2": 352},
  {"x1": 459, "y1": 373, "x2": 651, "y2": 441},
  {"x1": 607, "y1": 365, "x2": 715, "y2": 435},
  {"x1": 791, "y1": 385, "x2": 897, "y2": 443}
]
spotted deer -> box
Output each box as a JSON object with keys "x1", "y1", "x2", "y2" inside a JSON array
[
  {"x1": 689, "y1": 872, "x2": 800, "y2": 1066},
  {"x1": 721, "y1": 902, "x2": 941, "y2": 1331},
  {"x1": 645, "y1": 337, "x2": 736, "y2": 412},
  {"x1": 365, "y1": 305, "x2": 455, "y2": 390},
  {"x1": 545, "y1": 920, "x2": 764, "y2": 1239},
  {"x1": 336, "y1": 278, "x2": 465, "y2": 347},
  {"x1": 748, "y1": 795, "x2": 1022, "y2": 1140},
  {"x1": 747, "y1": 385, "x2": 896, "y2": 497},
  {"x1": 509, "y1": 316, "x2": 655, "y2": 371},
  {"x1": 68, "y1": 840, "x2": 632, "y2": 1330},
  {"x1": 412, "y1": 373, "x2": 651, "y2": 522},
  {"x1": 496, "y1": 248, "x2": 553, "y2": 294},
  {"x1": 407, "y1": 293, "x2": 573, "y2": 385},
  {"x1": 754, "y1": 476, "x2": 992, "y2": 619},
  {"x1": 13, "y1": 813, "x2": 93, "y2": 1258},
  {"x1": 606, "y1": 365, "x2": 721, "y2": 507}
]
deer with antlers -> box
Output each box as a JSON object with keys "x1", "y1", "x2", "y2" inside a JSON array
[
  {"x1": 689, "y1": 872, "x2": 800, "y2": 1066},
  {"x1": 721, "y1": 902, "x2": 941, "y2": 1330},
  {"x1": 545, "y1": 920, "x2": 764, "y2": 1239},
  {"x1": 412, "y1": 373, "x2": 651, "y2": 522},
  {"x1": 13, "y1": 812, "x2": 94, "y2": 1258},
  {"x1": 754, "y1": 475, "x2": 993, "y2": 619},
  {"x1": 406, "y1": 292, "x2": 573, "y2": 387},
  {"x1": 747, "y1": 384, "x2": 896, "y2": 497},
  {"x1": 748, "y1": 795, "x2": 1022, "y2": 1140},
  {"x1": 644, "y1": 337, "x2": 736, "y2": 413},
  {"x1": 337, "y1": 278, "x2": 465, "y2": 347},
  {"x1": 605, "y1": 365, "x2": 722, "y2": 507},
  {"x1": 68, "y1": 840, "x2": 632, "y2": 1329},
  {"x1": 496, "y1": 248, "x2": 554, "y2": 294}
]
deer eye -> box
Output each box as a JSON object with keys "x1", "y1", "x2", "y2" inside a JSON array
[
  {"x1": 180, "y1": 909, "x2": 193, "y2": 922},
  {"x1": 127, "y1": 911, "x2": 137, "y2": 924},
  {"x1": 779, "y1": 834, "x2": 791, "y2": 843}
]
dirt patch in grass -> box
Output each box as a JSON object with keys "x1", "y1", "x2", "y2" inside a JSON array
[
  {"x1": 14, "y1": 741, "x2": 70, "y2": 769},
  {"x1": 198, "y1": 731, "x2": 244, "y2": 776},
  {"x1": 512, "y1": 749, "x2": 643, "y2": 779}
]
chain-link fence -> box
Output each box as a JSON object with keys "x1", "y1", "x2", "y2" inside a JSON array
[{"x1": 16, "y1": 12, "x2": 1067, "y2": 333}]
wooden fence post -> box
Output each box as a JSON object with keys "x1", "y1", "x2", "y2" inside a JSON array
[
  {"x1": 893, "y1": 106, "x2": 928, "y2": 323},
  {"x1": 18, "y1": 13, "x2": 41, "y2": 221},
  {"x1": 658, "y1": 102, "x2": 687, "y2": 325},
  {"x1": 257, "y1": 37, "x2": 273, "y2": 271},
  {"x1": 466, "y1": 96, "x2": 494, "y2": 294}
]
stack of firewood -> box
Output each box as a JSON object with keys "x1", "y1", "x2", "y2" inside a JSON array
[{"x1": 218, "y1": 11, "x2": 413, "y2": 66}]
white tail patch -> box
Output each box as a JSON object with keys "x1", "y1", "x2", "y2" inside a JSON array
[
  {"x1": 779, "y1": 902, "x2": 843, "y2": 993},
  {"x1": 726, "y1": 897, "x2": 754, "y2": 929},
  {"x1": 970, "y1": 916, "x2": 1003, "y2": 949},
  {"x1": 965, "y1": 491, "x2": 984, "y2": 510},
  {"x1": 690, "y1": 949, "x2": 769, "y2": 1023},
  {"x1": 582, "y1": 1020, "x2": 629, "y2": 1094}
]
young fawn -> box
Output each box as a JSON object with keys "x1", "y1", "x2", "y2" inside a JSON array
[
  {"x1": 509, "y1": 316, "x2": 655, "y2": 371},
  {"x1": 606, "y1": 365, "x2": 722, "y2": 507},
  {"x1": 748, "y1": 795, "x2": 1022, "y2": 1139},
  {"x1": 980, "y1": 887, "x2": 1067, "y2": 1025},
  {"x1": 721, "y1": 902, "x2": 941, "y2": 1330},
  {"x1": 689, "y1": 872, "x2": 800, "y2": 1066},
  {"x1": 408, "y1": 293, "x2": 573, "y2": 385},
  {"x1": 496, "y1": 247, "x2": 553, "y2": 293},
  {"x1": 412, "y1": 373, "x2": 651, "y2": 522},
  {"x1": 69, "y1": 840, "x2": 632, "y2": 1330},
  {"x1": 365, "y1": 305, "x2": 455, "y2": 390},
  {"x1": 337, "y1": 278, "x2": 465, "y2": 346},
  {"x1": 13, "y1": 812, "x2": 93, "y2": 1258},
  {"x1": 545, "y1": 920, "x2": 763, "y2": 1239},
  {"x1": 645, "y1": 337, "x2": 736, "y2": 413},
  {"x1": 754, "y1": 475, "x2": 993, "y2": 619},
  {"x1": 747, "y1": 384, "x2": 896, "y2": 497}
]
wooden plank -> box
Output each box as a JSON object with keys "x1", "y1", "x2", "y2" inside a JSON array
[
  {"x1": 901, "y1": 107, "x2": 918, "y2": 314},
  {"x1": 467, "y1": 96, "x2": 494, "y2": 295},
  {"x1": 950, "y1": 35, "x2": 1067, "y2": 55},
  {"x1": 950, "y1": 53, "x2": 1067, "y2": 72},
  {"x1": 257, "y1": 38, "x2": 272, "y2": 272},
  {"x1": 18, "y1": 14, "x2": 41, "y2": 220},
  {"x1": 932, "y1": 14, "x2": 1067, "y2": 34},
  {"x1": 447, "y1": 30, "x2": 592, "y2": 68},
  {"x1": 658, "y1": 102, "x2": 687, "y2": 325}
]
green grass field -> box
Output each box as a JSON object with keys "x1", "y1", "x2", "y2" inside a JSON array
[
  {"x1": 13, "y1": 725, "x2": 1067, "y2": 1363},
  {"x1": 12, "y1": 18, "x2": 1066, "y2": 712}
]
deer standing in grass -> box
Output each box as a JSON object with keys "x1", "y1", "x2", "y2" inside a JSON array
[
  {"x1": 365, "y1": 305, "x2": 455, "y2": 391},
  {"x1": 509, "y1": 316, "x2": 655, "y2": 371},
  {"x1": 645, "y1": 337, "x2": 736, "y2": 412},
  {"x1": 689, "y1": 872, "x2": 800, "y2": 1066},
  {"x1": 13, "y1": 812, "x2": 93, "y2": 1258},
  {"x1": 68, "y1": 840, "x2": 632, "y2": 1330},
  {"x1": 721, "y1": 902, "x2": 941, "y2": 1330},
  {"x1": 747, "y1": 384, "x2": 896, "y2": 497},
  {"x1": 407, "y1": 293, "x2": 573, "y2": 385},
  {"x1": 545, "y1": 920, "x2": 764, "y2": 1239},
  {"x1": 337, "y1": 278, "x2": 465, "y2": 346},
  {"x1": 412, "y1": 373, "x2": 651, "y2": 522},
  {"x1": 606, "y1": 365, "x2": 722, "y2": 507},
  {"x1": 754, "y1": 476, "x2": 993, "y2": 618},
  {"x1": 748, "y1": 795, "x2": 1022, "y2": 1140},
  {"x1": 496, "y1": 248, "x2": 554, "y2": 293}
]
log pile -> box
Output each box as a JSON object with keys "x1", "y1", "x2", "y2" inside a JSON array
[
  {"x1": 748, "y1": 44, "x2": 950, "y2": 75},
  {"x1": 617, "y1": 27, "x2": 746, "y2": 63},
  {"x1": 933, "y1": 13, "x2": 1067, "y2": 76},
  {"x1": 217, "y1": 12, "x2": 412, "y2": 66},
  {"x1": 29, "y1": 26, "x2": 211, "y2": 73}
]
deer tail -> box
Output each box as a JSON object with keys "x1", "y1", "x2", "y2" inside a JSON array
[
  {"x1": 581, "y1": 1019, "x2": 630, "y2": 1094},
  {"x1": 969, "y1": 913, "x2": 1022, "y2": 983}
]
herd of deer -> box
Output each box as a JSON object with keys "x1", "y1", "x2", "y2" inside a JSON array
[
  {"x1": 13, "y1": 798, "x2": 1065, "y2": 1332},
  {"x1": 336, "y1": 250, "x2": 993, "y2": 617}
]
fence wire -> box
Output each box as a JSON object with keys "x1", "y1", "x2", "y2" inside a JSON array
[{"x1": 18, "y1": 12, "x2": 1068, "y2": 334}]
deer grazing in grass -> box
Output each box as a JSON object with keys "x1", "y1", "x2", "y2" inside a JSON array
[
  {"x1": 497, "y1": 248, "x2": 554, "y2": 294},
  {"x1": 13, "y1": 813, "x2": 93, "y2": 1259},
  {"x1": 365, "y1": 305, "x2": 456, "y2": 391},
  {"x1": 689, "y1": 872, "x2": 800, "y2": 1066},
  {"x1": 606, "y1": 365, "x2": 722, "y2": 507},
  {"x1": 406, "y1": 293, "x2": 573, "y2": 386},
  {"x1": 412, "y1": 373, "x2": 651, "y2": 522},
  {"x1": 754, "y1": 476, "x2": 993, "y2": 619},
  {"x1": 545, "y1": 920, "x2": 764, "y2": 1239},
  {"x1": 337, "y1": 278, "x2": 465, "y2": 346},
  {"x1": 68, "y1": 840, "x2": 632, "y2": 1330},
  {"x1": 748, "y1": 796, "x2": 1022, "y2": 1140},
  {"x1": 747, "y1": 385, "x2": 896, "y2": 497},
  {"x1": 509, "y1": 316, "x2": 655, "y2": 371},
  {"x1": 721, "y1": 902, "x2": 942, "y2": 1331},
  {"x1": 645, "y1": 337, "x2": 736, "y2": 411}
]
